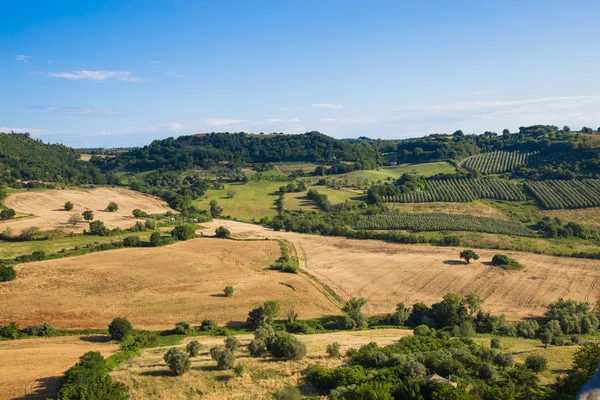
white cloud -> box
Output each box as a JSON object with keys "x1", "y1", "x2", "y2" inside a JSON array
[
  {"x1": 48, "y1": 70, "x2": 141, "y2": 82},
  {"x1": 0, "y1": 126, "x2": 54, "y2": 135},
  {"x1": 312, "y1": 103, "x2": 344, "y2": 109},
  {"x1": 205, "y1": 119, "x2": 245, "y2": 128},
  {"x1": 267, "y1": 119, "x2": 284, "y2": 123},
  {"x1": 30, "y1": 105, "x2": 121, "y2": 116},
  {"x1": 16, "y1": 55, "x2": 31, "y2": 63}
]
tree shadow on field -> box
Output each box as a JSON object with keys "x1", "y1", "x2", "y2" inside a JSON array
[
  {"x1": 196, "y1": 365, "x2": 219, "y2": 372},
  {"x1": 482, "y1": 262, "x2": 496, "y2": 267},
  {"x1": 210, "y1": 293, "x2": 226, "y2": 298},
  {"x1": 17, "y1": 375, "x2": 60, "y2": 400},
  {"x1": 140, "y1": 369, "x2": 173, "y2": 377},
  {"x1": 79, "y1": 334, "x2": 112, "y2": 343},
  {"x1": 225, "y1": 321, "x2": 245, "y2": 328},
  {"x1": 443, "y1": 260, "x2": 466, "y2": 266},
  {"x1": 215, "y1": 375, "x2": 233, "y2": 382}
]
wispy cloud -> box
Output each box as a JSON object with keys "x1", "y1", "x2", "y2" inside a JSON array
[
  {"x1": 30, "y1": 105, "x2": 121, "y2": 116},
  {"x1": 0, "y1": 126, "x2": 55, "y2": 135},
  {"x1": 48, "y1": 70, "x2": 141, "y2": 82},
  {"x1": 16, "y1": 55, "x2": 31, "y2": 63},
  {"x1": 151, "y1": 60, "x2": 161, "y2": 64},
  {"x1": 312, "y1": 103, "x2": 344, "y2": 109},
  {"x1": 165, "y1": 71, "x2": 185, "y2": 79},
  {"x1": 205, "y1": 119, "x2": 245, "y2": 128}
]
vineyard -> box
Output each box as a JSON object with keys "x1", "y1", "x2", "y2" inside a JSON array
[
  {"x1": 462, "y1": 150, "x2": 539, "y2": 174},
  {"x1": 524, "y1": 179, "x2": 600, "y2": 209},
  {"x1": 355, "y1": 213, "x2": 537, "y2": 236},
  {"x1": 381, "y1": 178, "x2": 525, "y2": 203}
]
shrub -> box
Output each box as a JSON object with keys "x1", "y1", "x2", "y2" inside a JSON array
[
  {"x1": 215, "y1": 226, "x2": 231, "y2": 238},
  {"x1": 174, "y1": 321, "x2": 193, "y2": 335},
  {"x1": 224, "y1": 286, "x2": 234, "y2": 297},
  {"x1": 82, "y1": 210, "x2": 94, "y2": 221},
  {"x1": 572, "y1": 335, "x2": 582, "y2": 344},
  {"x1": 64, "y1": 201, "x2": 74, "y2": 211},
  {"x1": 57, "y1": 352, "x2": 128, "y2": 399},
  {"x1": 26, "y1": 322, "x2": 56, "y2": 337},
  {"x1": 144, "y1": 219, "x2": 157, "y2": 230},
  {"x1": 326, "y1": 342, "x2": 342, "y2": 358},
  {"x1": 459, "y1": 249, "x2": 480, "y2": 263},
  {"x1": 200, "y1": 320, "x2": 217, "y2": 331},
  {"x1": 210, "y1": 345, "x2": 236, "y2": 370},
  {"x1": 273, "y1": 386, "x2": 303, "y2": 400},
  {"x1": 491, "y1": 254, "x2": 525, "y2": 270},
  {"x1": 0, "y1": 322, "x2": 19, "y2": 339},
  {"x1": 130, "y1": 221, "x2": 146, "y2": 232},
  {"x1": 493, "y1": 353, "x2": 514, "y2": 369},
  {"x1": 106, "y1": 202, "x2": 119, "y2": 212},
  {"x1": 88, "y1": 220, "x2": 109, "y2": 236},
  {"x1": 132, "y1": 209, "x2": 147, "y2": 218},
  {"x1": 0, "y1": 208, "x2": 16, "y2": 220},
  {"x1": 552, "y1": 335, "x2": 565, "y2": 346},
  {"x1": 0, "y1": 265, "x2": 16, "y2": 282},
  {"x1": 525, "y1": 354, "x2": 548, "y2": 372},
  {"x1": 233, "y1": 363, "x2": 245, "y2": 377},
  {"x1": 150, "y1": 231, "x2": 162, "y2": 246},
  {"x1": 123, "y1": 236, "x2": 141, "y2": 247},
  {"x1": 108, "y1": 317, "x2": 132, "y2": 341},
  {"x1": 413, "y1": 325, "x2": 431, "y2": 336},
  {"x1": 209, "y1": 200, "x2": 222, "y2": 218},
  {"x1": 478, "y1": 363, "x2": 498, "y2": 382},
  {"x1": 491, "y1": 337, "x2": 501, "y2": 349},
  {"x1": 225, "y1": 336, "x2": 241, "y2": 352},
  {"x1": 271, "y1": 332, "x2": 307, "y2": 360},
  {"x1": 68, "y1": 213, "x2": 82, "y2": 226},
  {"x1": 186, "y1": 340, "x2": 202, "y2": 357},
  {"x1": 119, "y1": 330, "x2": 158, "y2": 351},
  {"x1": 163, "y1": 347, "x2": 191, "y2": 375},
  {"x1": 171, "y1": 224, "x2": 196, "y2": 241}
]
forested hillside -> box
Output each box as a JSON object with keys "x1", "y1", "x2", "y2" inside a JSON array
[
  {"x1": 0, "y1": 133, "x2": 110, "y2": 185},
  {"x1": 94, "y1": 131, "x2": 382, "y2": 172}
]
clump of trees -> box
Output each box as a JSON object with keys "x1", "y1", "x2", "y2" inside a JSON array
[
  {"x1": 247, "y1": 300, "x2": 281, "y2": 329},
  {"x1": 0, "y1": 208, "x2": 16, "y2": 220},
  {"x1": 248, "y1": 324, "x2": 307, "y2": 361},
  {"x1": 171, "y1": 224, "x2": 196, "y2": 240},
  {"x1": 491, "y1": 254, "x2": 525, "y2": 270},
  {"x1": 0, "y1": 265, "x2": 16, "y2": 282},
  {"x1": 26, "y1": 322, "x2": 56, "y2": 337},
  {"x1": 215, "y1": 226, "x2": 231, "y2": 238},
  {"x1": 210, "y1": 344, "x2": 236, "y2": 370}
]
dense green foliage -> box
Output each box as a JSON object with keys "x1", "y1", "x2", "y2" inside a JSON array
[
  {"x1": 355, "y1": 213, "x2": 536, "y2": 237},
  {"x1": 462, "y1": 150, "x2": 540, "y2": 174},
  {"x1": 57, "y1": 351, "x2": 128, "y2": 400},
  {"x1": 163, "y1": 347, "x2": 191, "y2": 375},
  {"x1": 525, "y1": 179, "x2": 600, "y2": 209},
  {"x1": 108, "y1": 317, "x2": 132, "y2": 341},
  {"x1": 491, "y1": 254, "x2": 525, "y2": 270},
  {"x1": 0, "y1": 265, "x2": 16, "y2": 281}
]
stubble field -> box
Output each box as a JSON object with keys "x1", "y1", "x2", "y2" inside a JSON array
[{"x1": 1, "y1": 187, "x2": 172, "y2": 233}]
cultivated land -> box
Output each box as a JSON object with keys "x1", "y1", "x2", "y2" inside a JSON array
[
  {"x1": 199, "y1": 220, "x2": 600, "y2": 320},
  {"x1": 1, "y1": 187, "x2": 171, "y2": 234},
  {"x1": 386, "y1": 201, "x2": 509, "y2": 219},
  {"x1": 0, "y1": 238, "x2": 339, "y2": 329},
  {"x1": 0, "y1": 336, "x2": 118, "y2": 399}
]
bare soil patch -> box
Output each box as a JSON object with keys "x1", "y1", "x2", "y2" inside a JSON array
[
  {"x1": 1, "y1": 187, "x2": 172, "y2": 233},
  {"x1": 200, "y1": 220, "x2": 600, "y2": 320},
  {"x1": 0, "y1": 336, "x2": 117, "y2": 400},
  {"x1": 0, "y1": 238, "x2": 339, "y2": 329}
]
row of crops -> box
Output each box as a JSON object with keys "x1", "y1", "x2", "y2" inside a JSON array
[
  {"x1": 381, "y1": 178, "x2": 525, "y2": 203},
  {"x1": 462, "y1": 150, "x2": 539, "y2": 174},
  {"x1": 355, "y1": 213, "x2": 537, "y2": 237},
  {"x1": 524, "y1": 179, "x2": 600, "y2": 209}
]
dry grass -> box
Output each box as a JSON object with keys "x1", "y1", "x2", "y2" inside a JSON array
[
  {"x1": 0, "y1": 335, "x2": 117, "y2": 399},
  {"x1": 200, "y1": 220, "x2": 600, "y2": 321},
  {"x1": 387, "y1": 201, "x2": 508, "y2": 219},
  {"x1": 111, "y1": 329, "x2": 410, "y2": 400},
  {"x1": 542, "y1": 207, "x2": 600, "y2": 229},
  {"x1": 0, "y1": 238, "x2": 339, "y2": 329},
  {"x1": 284, "y1": 192, "x2": 318, "y2": 211},
  {"x1": 1, "y1": 187, "x2": 172, "y2": 234}
]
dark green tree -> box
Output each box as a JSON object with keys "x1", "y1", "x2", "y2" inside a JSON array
[
  {"x1": 459, "y1": 249, "x2": 479, "y2": 264},
  {"x1": 108, "y1": 317, "x2": 132, "y2": 341},
  {"x1": 82, "y1": 210, "x2": 94, "y2": 221}
]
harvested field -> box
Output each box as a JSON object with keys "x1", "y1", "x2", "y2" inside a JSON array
[
  {"x1": 387, "y1": 201, "x2": 508, "y2": 219},
  {"x1": 0, "y1": 238, "x2": 339, "y2": 329},
  {"x1": 111, "y1": 329, "x2": 411, "y2": 400},
  {"x1": 200, "y1": 220, "x2": 600, "y2": 320},
  {"x1": 1, "y1": 187, "x2": 172, "y2": 233},
  {"x1": 0, "y1": 335, "x2": 117, "y2": 399}
]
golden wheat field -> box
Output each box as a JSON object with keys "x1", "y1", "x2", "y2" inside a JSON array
[
  {"x1": 1, "y1": 187, "x2": 172, "y2": 234},
  {"x1": 200, "y1": 220, "x2": 600, "y2": 320},
  {"x1": 0, "y1": 238, "x2": 339, "y2": 330}
]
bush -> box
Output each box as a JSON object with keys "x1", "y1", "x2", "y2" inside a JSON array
[
  {"x1": 106, "y1": 202, "x2": 119, "y2": 212},
  {"x1": 64, "y1": 201, "x2": 74, "y2": 211},
  {"x1": 186, "y1": 340, "x2": 202, "y2": 357},
  {"x1": 0, "y1": 322, "x2": 19, "y2": 339},
  {"x1": 326, "y1": 342, "x2": 342, "y2": 358},
  {"x1": 88, "y1": 220, "x2": 109, "y2": 236},
  {"x1": 150, "y1": 231, "x2": 162, "y2": 246},
  {"x1": 163, "y1": 347, "x2": 191, "y2": 375},
  {"x1": 491, "y1": 337, "x2": 501, "y2": 349},
  {"x1": 132, "y1": 209, "x2": 147, "y2": 218},
  {"x1": 491, "y1": 254, "x2": 525, "y2": 270},
  {"x1": 130, "y1": 221, "x2": 146, "y2": 232},
  {"x1": 273, "y1": 386, "x2": 303, "y2": 400},
  {"x1": 210, "y1": 345, "x2": 236, "y2": 370},
  {"x1": 225, "y1": 336, "x2": 241, "y2": 352},
  {"x1": 0, "y1": 208, "x2": 16, "y2": 220},
  {"x1": 171, "y1": 224, "x2": 196, "y2": 240},
  {"x1": 108, "y1": 317, "x2": 132, "y2": 341},
  {"x1": 271, "y1": 332, "x2": 307, "y2": 360},
  {"x1": 26, "y1": 322, "x2": 56, "y2": 337},
  {"x1": 200, "y1": 320, "x2": 217, "y2": 331},
  {"x1": 82, "y1": 210, "x2": 94, "y2": 221},
  {"x1": 215, "y1": 226, "x2": 231, "y2": 238},
  {"x1": 459, "y1": 249, "x2": 479, "y2": 263},
  {"x1": 224, "y1": 286, "x2": 234, "y2": 297},
  {"x1": 572, "y1": 335, "x2": 582, "y2": 344},
  {"x1": 57, "y1": 352, "x2": 128, "y2": 400},
  {"x1": 525, "y1": 354, "x2": 548, "y2": 372},
  {"x1": 413, "y1": 325, "x2": 431, "y2": 336},
  {"x1": 123, "y1": 236, "x2": 141, "y2": 247},
  {"x1": 144, "y1": 219, "x2": 157, "y2": 230},
  {"x1": 478, "y1": 362, "x2": 498, "y2": 382},
  {"x1": 233, "y1": 363, "x2": 245, "y2": 377},
  {"x1": 119, "y1": 330, "x2": 158, "y2": 351},
  {"x1": 0, "y1": 265, "x2": 16, "y2": 282},
  {"x1": 493, "y1": 353, "x2": 514, "y2": 369},
  {"x1": 174, "y1": 321, "x2": 193, "y2": 335}
]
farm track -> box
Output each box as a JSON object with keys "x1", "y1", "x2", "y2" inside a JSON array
[{"x1": 201, "y1": 220, "x2": 600, "y2": 320}]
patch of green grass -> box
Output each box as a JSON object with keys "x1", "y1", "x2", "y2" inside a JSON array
[
  {"x1": 343, "y1": 162, "x2": 456, "y2": 181},
  {"x1": 485, "y1": 200, "x2": 543, "y2": 223},
  {"x1": 193, "y1": 181, "x2": 283, "y2": 220},
  {"x1": 307, "y1": 185, "x2": 366, "y2": 204},
  {"x1": 0, "y1": 231, "x2": 153, "y2": 259}
]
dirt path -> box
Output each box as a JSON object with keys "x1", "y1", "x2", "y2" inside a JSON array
[{"x1": 200, "y1": 219, "x2": 600, "y2": 320}]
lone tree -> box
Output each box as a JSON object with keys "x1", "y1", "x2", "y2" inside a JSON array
[
  {"x1": 68, "y1": 213, "x2": 82, "y2": 226},
  {"x1": 82, "y1": 210, "x2": 94, "y2": 221},
  {"x1": 209, "y1": 200, "x2": 222, "y2": 218},
  {"x1": 0, "y1": 208, "x2": 16, "y2": 220},
  {"x1": 150, "y1": 231, "x2": 162, "y2": 246},
  {"x1": 224, "y1": 286, "x2": 234, "y2": 298},
  {"x1": 163, "y1": 347, "x2": 191, "y2": 375},
  {"x1": 64, "y1": 201, "x2": 74, "y2": 211},
  {"x1": 186, "y1": 340, "x2": 202, "y2": 357},
  {"x1": 171, "y1": 224, "x2": 196, "y2": 241},
  {"x1": 106, "y1": 202, "x2": 119, "y2": 212},
  {"x1": 215, "y1": 226, "x2": 231, "y2": 238},
  {"x1": 108, "y1": 317, "x2": 132, "y2": 341},
  {"x1": 342, "y1": 297, "x2": 368, "y2": 328},
  {"x1": 459, "y1": 249, "x2": 480, "y2": 264}
]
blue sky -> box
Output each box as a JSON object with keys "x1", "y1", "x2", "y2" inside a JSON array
[{"x1": 1, "y1": 0, "x2": 599, "y2": 147}]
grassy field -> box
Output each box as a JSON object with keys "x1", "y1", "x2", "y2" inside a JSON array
[
  {"x1": 194, "y1": 181, "x2": 283, "y2": 220},
  {"x1": 275, "y1": 162, "x2": 320, "y2": 176},
  {"x1": 343, "y1": 162, "x2": 456, "y2": 181},
  {"x1": 387, "y1": 201, "x2": 509, "y2": 219}
]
